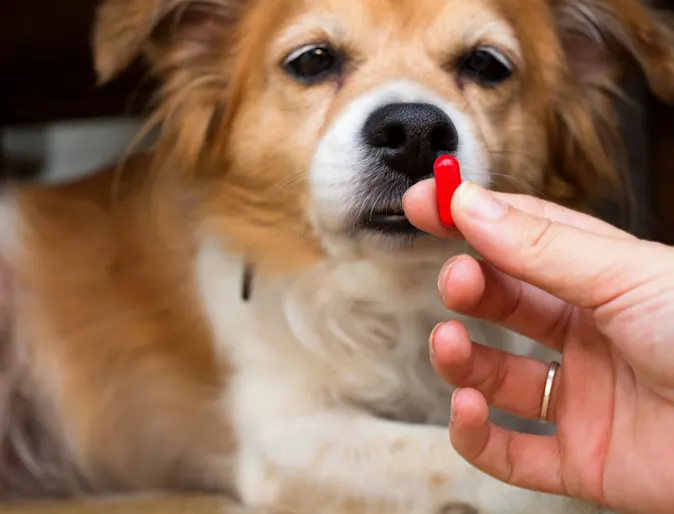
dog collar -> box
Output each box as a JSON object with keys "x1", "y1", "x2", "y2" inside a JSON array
[{"x1": 241, "y1": 263, "x2": 254, "y2": 301}]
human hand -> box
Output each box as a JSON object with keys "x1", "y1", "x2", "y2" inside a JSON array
[{"x1": 403, "y1": 181, "x2": 674, "y2": 514}]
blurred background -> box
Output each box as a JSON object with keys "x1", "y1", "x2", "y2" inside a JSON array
[
  {"x1": 0, "y1": 1, "x2": 156, "y2": 184},
  {"x1": 2, "y1": 0, "x2": 674, "y2": 243}
]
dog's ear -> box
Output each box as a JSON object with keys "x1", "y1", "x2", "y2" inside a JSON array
[
  {"x1": 94, "y1": 0, "x2": 244, "y2": 84},
  {"x1": 543, "y1": 0, "x2": 674, "y2": 205}
]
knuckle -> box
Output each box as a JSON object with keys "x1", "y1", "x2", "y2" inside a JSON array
[
  {"x1": 482, "y1": 353, "x2": 509, "y2": 402},
  {"x1": 517, "y1": 218, "x2": 557, "y2": 272},
  {"x1": 503, "y1": 434, "x2": 518, "y2": 485},
  {"x1": 495, "y1": 278, "x2": 523, "y2": 325}
]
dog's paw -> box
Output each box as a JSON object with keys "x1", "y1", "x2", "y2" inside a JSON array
[{"x1": 436, "y1": 502, "x2": 479, "y2": 514}]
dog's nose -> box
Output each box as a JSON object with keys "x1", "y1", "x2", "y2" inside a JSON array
[{"x1": 362, "y1": 102, "x2": 458, "y2": 182}]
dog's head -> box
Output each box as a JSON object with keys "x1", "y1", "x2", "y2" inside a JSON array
[{"x1": 95, "y1": 0, "x2": 674, "y2": 268}]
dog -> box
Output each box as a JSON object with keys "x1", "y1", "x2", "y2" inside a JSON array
[{"x1": 1, "y1": 0, "x2": 673, "y2": 511}]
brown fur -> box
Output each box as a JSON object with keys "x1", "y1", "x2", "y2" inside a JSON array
[
  {"x1": 4, "y1": 160, "x2": 234, "y2": 496},
  {"x1": 2, "y1": 0, "x2": 674, "y2": 503}
]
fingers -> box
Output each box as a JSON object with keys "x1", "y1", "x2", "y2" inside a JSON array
[
  {"x1": 437, "y1": 255, "x2": 571, "y2": 350},
  {"x1": 448, "y1": 182, "x2": 667, "y2": 310},
  {"x1": 450, "y1": 388, "x2": 563, "y2": 495},
  {"x1": 431, "y1": 321, "x2": 560, "y2": 422},
  {"x1": 403, "y1": 179, "x2": 633, "y2": 241}
]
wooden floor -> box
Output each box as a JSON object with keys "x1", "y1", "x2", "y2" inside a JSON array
[{"x1": 3, "y1": 495, "x2": 272, "y2": 514}]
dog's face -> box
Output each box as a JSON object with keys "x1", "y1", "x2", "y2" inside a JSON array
[
  {"x1": 274, "y1": 0, "x2": 523, "y2": 262},
  {"x1": 96, "y1": 0, "x2": 674, "y2": 269}
]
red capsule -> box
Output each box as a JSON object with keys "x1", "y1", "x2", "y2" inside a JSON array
[{"x1": 433, "y1": 154, "x2": 462, "y2": 227}]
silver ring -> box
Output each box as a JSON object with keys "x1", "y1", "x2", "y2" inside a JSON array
[{"x1": 540, "y1": 361, "x2": 560, "y2": 423}]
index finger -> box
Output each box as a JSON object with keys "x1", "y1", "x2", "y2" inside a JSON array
[{"x1": 402, "y1": 179, "x2": 634, "y2": 240}]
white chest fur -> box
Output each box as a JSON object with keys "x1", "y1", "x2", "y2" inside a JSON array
[{"x1": 195, "y1": 240, "x2": 518, "y2": 426}]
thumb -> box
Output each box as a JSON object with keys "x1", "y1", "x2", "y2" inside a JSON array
[{"x1": 452, "y1": 182, "x2": 671, "y2": 310}]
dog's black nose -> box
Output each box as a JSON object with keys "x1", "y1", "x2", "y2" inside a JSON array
[{"x1": 362, "y1": 102, "x2": 458, "y2": 182}]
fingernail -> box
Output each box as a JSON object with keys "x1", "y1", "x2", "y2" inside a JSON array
[
  {"x1": 459, "y1": 182, "x2": 508, "y2": 221},
  {"x1": 429, "y1": 323, "x2": 443, "y2": 361},
  {"x1": 450, "y1": 388, "x2": 462, "y2": 423},
  {"x1": 437, "y1": 256, "x2": 460, "y2": 297}
]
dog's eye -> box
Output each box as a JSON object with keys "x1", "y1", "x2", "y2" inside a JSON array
[
  {"x1": 283, "y1": 44, "x2": 341, "y2": 83},
  {"x1": 458, "y1": 47, "x2": 512, "y2": 87}
]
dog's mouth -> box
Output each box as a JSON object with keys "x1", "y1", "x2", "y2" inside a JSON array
[{"x1": 358, "y1": 206, "x2": 419, "y2": 235}]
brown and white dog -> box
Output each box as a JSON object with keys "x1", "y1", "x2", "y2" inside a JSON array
[{"x1": 1, "y1": 0, "x2": 674, "y2": 512}]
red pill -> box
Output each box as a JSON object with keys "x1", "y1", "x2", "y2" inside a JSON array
[{"x1": 433, "y1": 155, "x2": 462, "y2": 227}]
